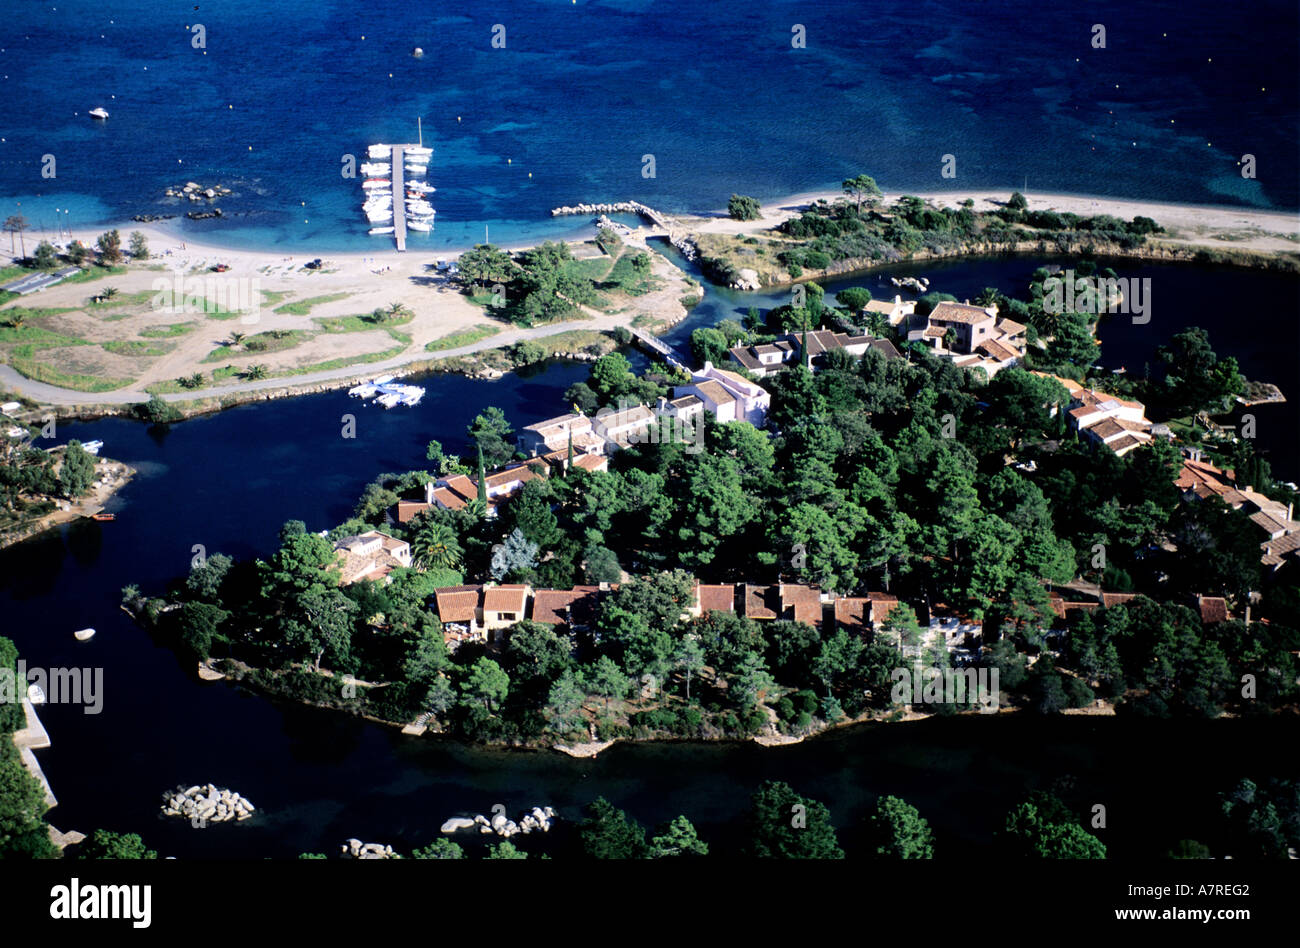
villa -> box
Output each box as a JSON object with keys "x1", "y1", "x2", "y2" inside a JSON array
[
  {"x1": 1175, "y1": 452, "x2": 1299, "y2": 569},
  {"x1": 676, "y1": 362, "x2": 770, "y2": 426},
  {"x1": 333, "y1": 531, "x2": 412, "y2": 586},
  {"x1": 1034, "y1": 372, "x2": 1154, "y2": 457},
  {"x1": 907, "y1": 301, "x2": 1027, "y2": 378},
  {"x1": 728, "y1": 330, "x2": 900, "y2": 377}
]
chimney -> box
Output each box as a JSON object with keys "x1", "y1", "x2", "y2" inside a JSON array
[{"x1": 657, "y1": 396, "x2": 668, "y2": 413}]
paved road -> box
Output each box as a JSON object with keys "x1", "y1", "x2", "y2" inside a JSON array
[{"x1": 0, "y1": 315, "x2": 620, "y2": 408}]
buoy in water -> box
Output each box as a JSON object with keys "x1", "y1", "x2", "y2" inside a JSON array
[
  {"x1": 412, "y1": 47, "x2": 424, "y2": 57},
  {"x1": 74, "y1": 628, "x2": 96, "y2": 642}
]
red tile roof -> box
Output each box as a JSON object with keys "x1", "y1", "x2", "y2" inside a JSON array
[
  {"x1": 743, "y1": 584, "x2": 778, "y2": 620},
  {"x1": 1198, "y1": 595, "x2": 1229, "y2": 624},
  {"x1": 435, "y1": 585, "x2": 482, "y2": 623},
  {"x1": 482, "y1": 584, "x2": 529, "y2": 613},
  {"x1": 695, "y1": 584, "x2": 735, "y2": 614}
]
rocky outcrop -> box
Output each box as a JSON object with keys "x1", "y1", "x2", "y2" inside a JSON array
[
  {"x1": 730, "y1": 268, "x2": 761, "y2": 291},
  {"x1": 131, "y1": 214, "x2": 175, "y2": 223},
  {"x1": 185, "y1": 208, "x2": 223, "y2": 221},
  {"x1": 161, "y1": 784, "x2": 255, "y2": 824},
  {"x1": 166, "y1": 182, "x2": 233, "y2": 202},
  {"x1": 341, "y1": 838, "x2": 397, "y2": 859},
  {"x1": 442, "y1": 806, "x2": 556, "y2": 838}
]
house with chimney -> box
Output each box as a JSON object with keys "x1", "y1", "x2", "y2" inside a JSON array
[{"x1": 907, "y1": 301, "x2": 1027, "y2": 378}]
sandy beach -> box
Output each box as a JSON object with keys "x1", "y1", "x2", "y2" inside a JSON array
[
  {"x1": 682, "y1": 188, "x2": 1300, "y2": 253},
  {"x1": 0, "y1": 187, "x2": 1295, "y2": 409}
]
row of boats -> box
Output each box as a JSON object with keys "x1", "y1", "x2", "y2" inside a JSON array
[
  {"x1": 362, "y1": 143, "x2": 436, "y2": 235},
  {"x1": 347, "y1": 374, "x2": 426, "y2": 408}
]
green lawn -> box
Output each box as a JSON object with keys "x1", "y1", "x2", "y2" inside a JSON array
[
  {"x1": 139, "y1": 322, "x2": 197, "y2": 338},
  {"x1": 425, "y1": 323, "x2": 502, "y2": 352},
  {"x1": 201, "y1": 329, "x2": 309, "y2": 363},
  {"x1": 102, "y1": 340, "x2": 172, "y2": 357},
  {"x1": 313, "y1": 312, "x2": 413, "y2": 343},
  {"x1": 7, "y1": 355, "x2": 133, "y2": 392},
  {"x1": 273, "y1": 292, "x2": 353, "y2": 315}
]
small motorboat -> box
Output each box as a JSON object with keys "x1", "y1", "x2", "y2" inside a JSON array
[
  {"x1": 368, "y1": 226, "x2": 395, "y2": 235},
  {"x1": 362, "y1": 179, "x2": 391, "y2": 189},
  {"x1": 27, "y1": 684, "x2": 45, "y2": 704},
  {"x1": 407, "y1": 220, "x2": 432, "y2": 232},
  {"x1": 368, "y1": 144, "x2": 391, "y2": 158},
  {"x1": 376, "y1": 392, "x2": 402, "y2": 409},
  {"x1": 372, "y1": 374, "x2": 394, "y2": 385},
  {"x1": 348, "y1": 383, "x2": 378, "y2": 398},
  {"x1": 89, "y1": 107, "x2": 109, "y2": 120},
  {"x1": 90, "y1": 512, "x2": 115, "y2": 522},
  {"x1": 81, "y1": 439, "x2": 104, "y2": 455},
  {"x1": 74, "y1": 628, "x2": 96, "y2": 642}
]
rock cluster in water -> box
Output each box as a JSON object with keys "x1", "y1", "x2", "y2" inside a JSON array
[
  {"x1": 166, "y1": 181, "x2": 233, "y2": 202},
  {"x1": 441, "y1": 806, "x2": 555, "y2": 838},
  {"x1": 161, "y1": 783, "x2": 255, "y2": 824},
  {"x1": 131, "y1": 214, "x2": 176, "y2": 223},
  {"x1": 341, "y1": 839, "x2": 396, "y2": 859},
  {"x1": 185, "y1": 208, "x2": 224, "y2": 220}
]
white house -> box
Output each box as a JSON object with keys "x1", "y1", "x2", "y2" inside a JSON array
[{"x1": 677, "y1": 362, "x2": 770, "y2": 426}]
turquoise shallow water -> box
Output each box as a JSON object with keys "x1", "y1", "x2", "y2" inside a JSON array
[{"x1": 0, "y1": 0, "x2": 1295, "y2": 251}]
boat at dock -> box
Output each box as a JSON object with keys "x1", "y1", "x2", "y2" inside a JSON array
[
  {"x1": 367, "y1": 144, "x2": 391, "y2": 158},
  {"x1": 348, "y1": 383, "x2": 379, "y2": 397},
  {"x1": 376, "y1": 392, "x2": 402, "y2": 409},
  {"x1": 82, "y1": 439, "x2": 104, "y2": 455},
  {"x1": 362, "y1": 179, "x2": 391, "y2": 189},
  {"x1": 74, "y1": 628, "x2": 96, "y2": 642},
  {"x1": 372, "y1": 374, "x2": 395, "y2": 385},
  {"x1": 90, "y1": 512, "x2": 116, "y2": 522},
  {"x1": 368, "y1": 226, "x2": 395, "y2": 235},
  {"x1": 407, "y1": 220, "x2": 432, "y2": 232}
]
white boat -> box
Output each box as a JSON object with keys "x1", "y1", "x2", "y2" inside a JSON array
[
  {"x1": 406, "y1": 202, "x2": 434, "y2": 212},
  {"x1": 372, "y1": 374, "x2": 394, "y2": 385},
  {"x1": 27, "y1": 684, "x2": 45, "y2": 704},
  {"x1": 368, "y1": 144, "x2": 391, "y2": 158},
  {"x1": 363, "y1": 198, "x2": 392, "y2": 209},
  {"x1": 89, "y1": 107, "x2": 109, "y2": 120},
  {"x1": 407, "y1": 221, "x2": 432, "y2": 232},
  {"x1": 405, "y1": 165, "x2": 429, "y2": 175},
  {"x1": 397, "y1": 386, "x2": 425, "y2": 405},
  {"x1": 376, "y1": 392, "x2": 402, "y2": 409},
  {"x1": 81, "y1": 439, "x2": 104, "y2": 456},
  {"x1": 74, "y1": 628, "x2": 96, "y2": 642},
  {"x1": 368, "y1": 226, "x2": 395, "y2": 235},
  {"x1": 407, "y1": 183, "x2": 435, "y2": 193},
  {"x1": 365, "y1": 212, "x2": 393, "y2": 223},
  {"x1": 360, "y1": 163, "x2": 390, "y2": 175},
  {"x1": 348, "y1": 383, "x2": 378, "y2": 397},
  {"x1": 361, "y1": 179, "x2": 390, "y2": 190},
  {"x1": 406, "y1": 146, "x2": 432, "y2": 156}
]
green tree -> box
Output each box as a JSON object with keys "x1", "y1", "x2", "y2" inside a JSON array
[
  {"x1": 842, "y1": 174, "x2": 882, "y2": 212},
  {"x1": 648, "y1": 815, "x2": 709, "y2": 857},
  {"x1": 128, "y1": 231, "x2": 149, "y2": 260},
  {"x1": 835, "y1": 286, "x2": 873, "y2": 313},
  {"x1": 486, "y1": 840, "x2": 528, "y2": 859},
  {"x1": 744, "y1": 780, "x2": 844, "y2": 859},
  {"x1": 408, "y1": 514, "x2": 463, "y2": 571},
  {"x1": 135, "y1": 393, "x2": 182, "y2": 424},
  {"x1": 457, "y1": 243, "x2": 518, "y2": 287},
  {"x1": 579, "y1": 797, "x2": 648, "y2": 859},
  {"x1": 412, "y1": 837, "x2": 464, "y2": 859},
  {"x1": 0, "y1": 754, "x2": 51, "y2": 856},
  {"x1": 33, "y1": 240, "x2": 57, "y2": 270},
  {"x1": 96, "y1": 228, "x2": 123, "y2": 264},
  {"x1": 462, "y1": 657, "x2": 510, "y2": 713},
  {"x1": 74, "y1": 829, "x2": 157, "y2": 859},
  {"x1": 864, "y1": 795, "x2": 935, "y2": 858},
  {"x1": 468, "y1": 406, "x2": 515, "y2": 469},
  {"x1": 1156, "y1": 327, "x2": 1245, "y2": 416},
  {"x1": 59, "y1": 440, "x2": 96, "y2": 498},
  {"x1": 175, "y1": 600, "x2": 228, "y2": 660},
  {"x1": 727, "y1": 194, "x2": 761, "y2": 221}
]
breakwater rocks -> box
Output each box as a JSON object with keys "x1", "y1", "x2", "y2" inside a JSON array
[
  {"x1": 341, "y1": 839, "x2": 397, "y2": 859},
  {"x1": 185, "y1": 208, "x2": 224, "y2": 221},
  {"x1": 552, "y1": 200, "x2": 654, "y2": 218},
  {"x1": 161, "y1": 783, "x2": 255, "y2": 824},
  {"x1": 441, "y1": 806, "x2": 556, "y2": 838},
  {"x1": 166, "y1": 181, "x2": 233, "y2": 202},
  {"x1": 131, "y1": 214, "x2": 176, "y2": 223}
]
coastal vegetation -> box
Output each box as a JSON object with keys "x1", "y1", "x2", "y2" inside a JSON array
[
  {"x1": 130, "y1": 275, "x2": 1298, "y2": 750},
  {"x1": 694, "y1": 185, "x2": 1179, "y2": 288}
]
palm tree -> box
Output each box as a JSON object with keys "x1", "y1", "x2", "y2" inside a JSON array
[
  {"x1": 227, "y1": 331, "x2": 245, "y2": 348},
  {"x1": 373, "y1": 301, "x2": 412, "y2": 324},
  {"x1": 244, "y1": 364, "x2": 268, "y2": 381},
  {"x1": 408, "y1": 516, "x2": 463, "y2": 571},
  {"x1": 103, "y1": 286, "x2": 119, "y2": 300},
  {"x1": 3, "y1": 215, "x2": 28, "y2": 258},
  {"x1": 6, "y1": 311, "x2": 25, "y2": 329}
]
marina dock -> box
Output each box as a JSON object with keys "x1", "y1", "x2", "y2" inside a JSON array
[
  {"x1": 390, "y1": 144, "x2": 409, "y2": 252},
  {"x1": 365, "y1": 138, "x2": 433, "y2": 252}
]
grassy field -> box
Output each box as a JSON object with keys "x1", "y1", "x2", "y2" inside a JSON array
[
  {"x1": 139, "y1": 322, "x2": 197, "y2": 338},
  {"x1": 201, "y1": 329, "x2": 309, "y2": 363},
  {"x1": 273, "y1": 292, "x2": 353, "y2": 316},
  {"x1": 313, "y1": 312, "x2": 414, "y2": 343},
  {"x1": 7, "y1": 354, "x2": 132, "y2": 392},
  {"x1": 102, "y1": 340, "x2": 172, "y2": 357},
  {"x1": 424, "y1": 323, "x2": 502, "y2": 352}
]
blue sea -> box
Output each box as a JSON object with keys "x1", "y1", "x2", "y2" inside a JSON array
[{"x1": 0, "y1": 0, "x2": 1295, "y2": 252}]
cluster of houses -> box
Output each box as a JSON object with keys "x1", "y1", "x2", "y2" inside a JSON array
[
  {"x1": 431, "y1": 580, "x2": 903, "y2": 651},
  {"x1": 1175, "y1": 451, "x2": 1299, "y2": 571},
  {"x1": 1034, "y1": 371, "x2": 1157, "y2": 457}
]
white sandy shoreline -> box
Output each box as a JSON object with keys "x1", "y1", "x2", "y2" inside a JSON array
[{"x1": 24, "y1": 187, "x2": 1300, "y2": 266}]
